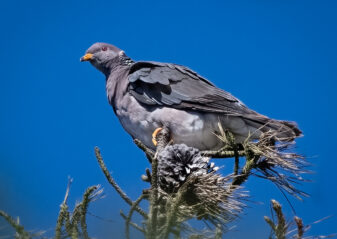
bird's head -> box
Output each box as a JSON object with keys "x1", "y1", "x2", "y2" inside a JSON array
[{"x1": 80, "y1": 42, "x2": 127, "y2": 75}]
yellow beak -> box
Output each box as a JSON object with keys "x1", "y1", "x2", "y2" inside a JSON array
[{"x1": 80, "y1": 53, "x2": 93, "y2": 62}]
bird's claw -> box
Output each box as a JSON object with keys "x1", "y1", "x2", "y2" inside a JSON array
[{"x1": 152, "y1": 127, "x2": 163, "y2": 146}]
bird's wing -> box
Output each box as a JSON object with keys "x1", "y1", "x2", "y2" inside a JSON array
[
  {"x1": 127, "y1": 61, "x2": 302, "y2": 139},
  {"x1": 128, "y1": 61, "x2": 252, "y2": 116}
]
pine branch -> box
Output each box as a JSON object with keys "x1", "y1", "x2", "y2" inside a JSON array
[
  {"x1": 160, "y1": 177, "x2": 197, "y2": 239},
  {"x1": 55, "y1": 179, "x2": 103, "y2": 239},
  {"x1": 147, "y1": 126, "x2": 170, "y2": 239},
  {"x1": 0, "y1": 211, "x2": 31, "y2": 239},
  {"x1": 55, "y1": 177, "x2": 72, "y2": 239},
  {"x1": 120, "y1": 211, "x2": 145, "y2": 234},
  {"x1": 94, "y1": 147, "x2": 148, "y2": 219},
  {"x1": 125, "y1": 194, "x2": 146, "y2": 239}
]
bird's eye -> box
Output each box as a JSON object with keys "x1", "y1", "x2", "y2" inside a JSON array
[{"x1": 102, "y1": 47, "x2": 108, "y2": 51}]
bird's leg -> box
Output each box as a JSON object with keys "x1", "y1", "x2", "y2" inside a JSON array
[
  {"x1": 152, "y1": 125, "x2": 172, "y2": 148},
  {"x1": 152, "y1": 127, "x2": 163, "y2": 146}
]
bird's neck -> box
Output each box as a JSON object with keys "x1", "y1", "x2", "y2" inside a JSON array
[
  {"x1": 99, "y1": 56, "x2": 134, "y2": 77},
  {"x1": 120, "y1": 56, "x2": 134, "y2": 66},
  {"x1": 106, "y1": 65, "x2": 131, "y2": 110}
]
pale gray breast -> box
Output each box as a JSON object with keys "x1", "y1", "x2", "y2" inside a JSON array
[{"x1": 114, "y1": 92, "x2": 225, "y2": 150}]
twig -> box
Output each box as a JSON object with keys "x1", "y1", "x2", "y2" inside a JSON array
[
  {"x1": 62, "y1": 185, "x2": 103, "y2": 239},
  {"x1": 201, "y1": 149, "x2": 245, "y2": 158},
  {"x1": 120, "y1": 211, "x2": 145, "y2": 233},
  {"x1": 160, "y1": 177, "x2": 197, "y2": 239},
  {"x1": 215, "y1": 224, "x2": 223, "y2": 239},
  {"x1": 0, "y1": 211, "x2": 31, "y2": 239},
  {"x1": 147, "y1": 151, "x2": 159, "y2": 239},
  {"x1": 146, "y1": 168, "x2": 152, "y2": 182},
  {"x1": 264, "y1": 216, "x2": 276, "y2": 232},
  {"x1": 294, "y1": 216, "x2": 303, "y2": 239},
  {"x1": 71, "y1": 200, "x2": 82, "y2": 239},
  {"x1": 141, "y1": 168, "x2": 152, "y2": 183},
  {"x1": 234, "y1": 146, "x2": 240, "y2": 175},
  {"x1": 264, "y1": 200, "x2": 287, "y2": 239},
  {"x1": 125, "y1": 194, "x2": 146, "y2": 239},
  {"x1": 264, "y1": 200, "x2": 336, "y2": 239},
  {"x1": 80, "y1": 185, "x2": 102, "y2": 239},
  {"x1": 134, "y1": 139, "x2": 155, "y2": 161},
  {"x1": 147, "y1": 126, "x2": 170, "y2": 239},
  {"x1": 231, "y1": 152, "x2": 257, "y2": 187},
  {"x1": 95, "y1": 147, "x2": 148, "y2": 219},
  {"x1": 271, "y1": 199, "x2": 287, "y2": 239},
  {"x1": 55, "y1": 177, "x2": 72, "y2": 239}
]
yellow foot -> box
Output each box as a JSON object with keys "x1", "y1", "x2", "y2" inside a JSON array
[{"x1": 152, "y1": 127, "x2": 163, "y2": 146}]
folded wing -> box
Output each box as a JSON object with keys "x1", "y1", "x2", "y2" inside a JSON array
[{"x1": 127, "y1": 61, "x2": 301, "y2": 140}]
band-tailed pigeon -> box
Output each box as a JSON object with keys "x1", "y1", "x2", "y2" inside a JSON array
[{"x1": 80, "y1": 43, "x2": 301, "y2": 150}]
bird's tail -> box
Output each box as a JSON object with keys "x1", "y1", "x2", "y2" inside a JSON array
[{"x1": 243, "y1": 114, "x2": 302, "y2": 141}]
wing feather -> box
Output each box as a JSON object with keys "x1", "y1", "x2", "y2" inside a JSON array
[{"x1": 128, "y1": 61, "x2": 248, "y2": 114}]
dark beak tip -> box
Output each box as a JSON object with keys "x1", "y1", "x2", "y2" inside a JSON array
[{"x1": 80, "y1": 57, "x2": 84, "y2": 62}]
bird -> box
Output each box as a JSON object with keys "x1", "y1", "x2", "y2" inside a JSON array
[{"x1": 80, "y1": 42, "x2": 301, "y2": 151}]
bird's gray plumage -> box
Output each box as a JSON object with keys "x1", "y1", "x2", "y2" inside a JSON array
[{"x1": 81, "y1": 42, "x2": 302, "y2": 150}]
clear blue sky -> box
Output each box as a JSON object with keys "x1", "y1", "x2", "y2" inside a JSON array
[{"x1": 1, "y1": 0, "x2": 336, "y2": 238}]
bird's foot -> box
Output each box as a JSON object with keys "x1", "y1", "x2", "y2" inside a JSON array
[{"x1": 152, "y1": 127, "x2": 163, "y2": 146}]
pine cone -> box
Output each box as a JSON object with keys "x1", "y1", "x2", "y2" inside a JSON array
[{"x1": 157, "y1": 144, "x2": 217, "y2": 193}]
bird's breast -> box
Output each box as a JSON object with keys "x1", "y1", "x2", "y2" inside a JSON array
[{"x1": 114, "y1": 94, "x2": 224, "y2": 150}]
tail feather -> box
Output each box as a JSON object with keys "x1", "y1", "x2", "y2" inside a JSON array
[
  {"x1": 280, "y1": 120, "x2": 302, "y2": 137},
  {"x1": 243, "y1": 114, "x2": 302, "y2": 141}
]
